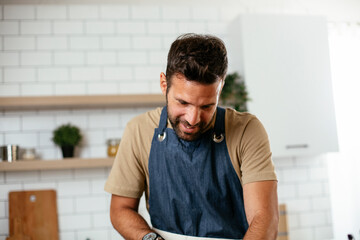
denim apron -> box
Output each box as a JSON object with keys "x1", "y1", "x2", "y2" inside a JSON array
[{"x1": 148, "y1": 107, "x2": 248, "y2": 239}]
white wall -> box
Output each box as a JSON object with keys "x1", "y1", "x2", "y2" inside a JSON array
[
  {"x1": 1, "y1": 1, "x2": 359, "y2": 240},
  {"x1": 327, "y1": 23, "x2": 360, "y2": 240}
]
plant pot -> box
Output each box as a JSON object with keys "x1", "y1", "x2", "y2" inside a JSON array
[{"x1": 61, "y1": 145, "x2": 74, "y2": 158}]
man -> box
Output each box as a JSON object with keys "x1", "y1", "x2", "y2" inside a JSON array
[{"x1": 105, "y1": 33, "x2": 278, "y2": 240}]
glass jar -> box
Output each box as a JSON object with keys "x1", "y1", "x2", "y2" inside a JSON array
[
  {"x1": 21, "y1": 148, "x2": 36, "y2": 160},
  {"x1": 106, "y1": 139, "x2": 121, "y2": 157}
]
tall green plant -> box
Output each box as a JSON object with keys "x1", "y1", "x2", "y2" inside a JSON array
[{"x1": 220, "y1": 72, "x2": 250, "y2": 112}]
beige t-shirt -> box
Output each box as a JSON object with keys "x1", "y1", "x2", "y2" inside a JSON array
[{"x1": 104, "y1": 107, "x2": 277, "y2": 203}]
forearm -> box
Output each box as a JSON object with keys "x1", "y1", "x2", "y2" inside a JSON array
[
  {"x1": 243, "y1": 211, "x2": 278, "y2": 240},
  {"x1": 110, "y1": 195, "x2": 153, "y2": 240},
  {"x1": 243, "y1": 181, "x2": 279, "y2": 240},
  {"x1": 111, "y1": 206, "x2": 152, "y2": 240}
]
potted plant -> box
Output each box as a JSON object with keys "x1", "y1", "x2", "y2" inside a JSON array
[
  {"x1": 220, "y1": 72, "x2": 250, "y2": 112},
  {"x1": 52, "y1": 123, "x2": 82, "y2": 158}
]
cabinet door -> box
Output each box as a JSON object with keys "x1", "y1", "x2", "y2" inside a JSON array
[{"x1": 228, "y1": 15, "x2": 338, "y2": 157}]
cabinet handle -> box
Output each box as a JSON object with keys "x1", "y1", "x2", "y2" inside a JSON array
[{"x1": 286, "y1": 144, "x2": 308, "y2": 149}]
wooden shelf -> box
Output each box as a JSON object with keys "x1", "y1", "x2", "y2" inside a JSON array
[
  {"x1": 0, "y1": 157, "x2": 114, "y2": 172},
  {"x1": 0, "y1": 94, "x2": 165, "y2": 111}
]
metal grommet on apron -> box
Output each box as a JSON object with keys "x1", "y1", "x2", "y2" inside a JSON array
[
  {"x1": 157, "y1": 132, "x2": 166, "y2": 142},
  {"x1": 212, "y1": 132, "x2": 224, "y2": 143},
  {"x1": 148, "y1": 107, "x2": 248, "y2": 239}
]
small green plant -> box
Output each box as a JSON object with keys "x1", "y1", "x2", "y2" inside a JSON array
[
  {"x1": 220, "y1": 72, "x2": 250, "y2": 112},
  {"x1": 52, "y1": 123, "x2": 82, "y2": 147}
]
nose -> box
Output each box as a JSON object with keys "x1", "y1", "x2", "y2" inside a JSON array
[{"x1": 185, "y1": 107, "x2": 201, "y2": 126}]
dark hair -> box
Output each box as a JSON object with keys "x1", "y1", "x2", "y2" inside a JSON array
[{"x1": 165, "y1": 33, "x2": 228, "y2": 89}]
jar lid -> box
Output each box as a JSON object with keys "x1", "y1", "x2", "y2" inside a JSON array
[
  {"x1": 107, "y1": 138, "x2": 121, "y2": 145},
  {"x1": 23, "y1": 148, "x2": 35, "y2": 151}
]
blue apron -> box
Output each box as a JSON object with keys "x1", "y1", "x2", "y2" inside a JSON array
[{"x1": 148, "y1": 107, "x2": 248, "y2": 239}]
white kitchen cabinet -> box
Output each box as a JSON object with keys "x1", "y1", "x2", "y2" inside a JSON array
[{"x1": 228, "y1": 14, "x2": 338, "y2": 157}]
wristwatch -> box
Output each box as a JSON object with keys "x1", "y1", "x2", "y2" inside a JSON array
[{"x1": 142, "y1": 232, "x2": 164, "y2": 240}]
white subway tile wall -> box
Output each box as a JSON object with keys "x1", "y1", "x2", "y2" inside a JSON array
[
  {"x1": 38, "y1": 37, "x2": 68, "y2": 50},
  {"x1": 0, "y1": 202, "x2": 5, "y2": 218},
  {"x1": 36, "y1": 5, "x2": 67, "y2": 20},
  {"x1": 275, "y1": 155, "x2": 333, "y2": 240},
  {"x1": 0, "y1": 22, "x2": 19, "y2": 35},
  {"x1": 3, "y1": 5, "x2": 35, "y2": 20},
  {"x1": 4, "y1": 37, "x2": 35, "y2": 51},
  {"x1": 4, "y1": 68, "x2": 36, "y2": 82},
  {"x1": 0, "y1": 3, "x2": 336, "y2": 240},
  {"x1": 0, "y1": 52, "x2": 19, "y2": 66}
]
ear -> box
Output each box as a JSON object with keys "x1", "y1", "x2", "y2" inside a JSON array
[
  {"x1": 218, "y1": 79, "x2": 225, "y2": 96},
  {"x1": 160, "y1": 72, "x2": 167, "y2": 96},
  {"x1": 220, "y1": 78, "x2": 225, "y2": 91}
]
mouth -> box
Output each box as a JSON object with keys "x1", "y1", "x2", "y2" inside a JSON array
[{"x1": 180, "y1": 121, "x2": 199, "y2": 134}]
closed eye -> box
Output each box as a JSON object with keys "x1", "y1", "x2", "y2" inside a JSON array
[
  {"x1": 178, "y1": 100, "x2": 188, "y2": 105},
  {"x1": 201, "y1": 105, "x2": 211, "y2": 109},
  {"x1": 176, "y1": 98, "x2": 214, "y2": 109},
  {"x1": 201, "y1": 104, "x2": 214, "y2": 110}
]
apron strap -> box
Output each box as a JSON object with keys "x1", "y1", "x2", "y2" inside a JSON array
[
  {"x1": 213, "y1": 107, "x2": 225, "y2": 143},
  {"x1": 214, "y1": 107, "x2": 225, "y2": 134},
  {"x1": 159, "y1": 106, "x2": 168, "y2": 133}
]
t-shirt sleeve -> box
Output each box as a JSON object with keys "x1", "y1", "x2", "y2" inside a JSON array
[
  {"x1": 240, "y1": 117, "x2": 277, "y2": 185},
  {"x1": 104, "y1": 120, "x2": 146, "y2": 198}
]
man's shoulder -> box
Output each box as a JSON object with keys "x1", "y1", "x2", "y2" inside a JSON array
[
  {"x1": 224, "y1": 107, "x2": 269, "y2": 144},
  {"x1": 224, "y1": 107, "x2": 267, "y2": 140},
  {"x1": 127, "y1": 107, "x2": 162, "y2": 130},
  {"x1": 224, "y1": 107, "x2": 258, "y2": 127}
]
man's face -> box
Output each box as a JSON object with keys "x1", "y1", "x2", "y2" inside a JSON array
[{"x1": 160, "y1": 73, "x2": 223, "y2": 141}]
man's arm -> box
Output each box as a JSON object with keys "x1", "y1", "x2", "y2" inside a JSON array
[
  {"x1": 110, "y1": 194, "x2": 153, "y2": 240},
  {"x1": 243, "y1": 180, "x2": 279, "y2": 240}
]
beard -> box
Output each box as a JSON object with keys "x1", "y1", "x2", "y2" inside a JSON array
[{"x1": 167, "y1": 107, "x2": 213, "y2": 142}]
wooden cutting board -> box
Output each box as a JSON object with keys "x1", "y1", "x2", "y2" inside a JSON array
[{"x1": 8, "y1": 190, "x2": 59, "y2": 240}]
